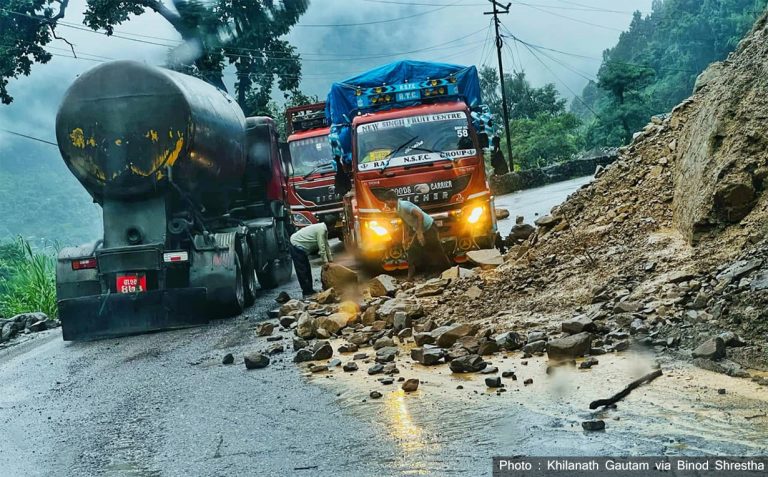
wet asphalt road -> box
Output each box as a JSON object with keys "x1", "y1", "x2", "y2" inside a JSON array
[{"x1": 4, "y1": 176, "x2": 764, "y2": 476}]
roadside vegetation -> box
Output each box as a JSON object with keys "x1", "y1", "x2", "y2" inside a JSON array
[{"x1": 0, "y1": 238, "x2": 57, "y2": 319}]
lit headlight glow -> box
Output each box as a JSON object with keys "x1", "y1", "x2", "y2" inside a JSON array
[
  {"x1": 466, "y1": 206, "x2": 484, "y2": 224},
  {"x1": 367, "y1": 220, "x2": 389, "y2": 237}
]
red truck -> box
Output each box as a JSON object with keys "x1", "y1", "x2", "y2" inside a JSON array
[
  {"x1": 326, "y1": 61, "x2": 497, "y2": 271},
  {"x1": 284, "y1": 103, "x2": 343, "y2": 237}
]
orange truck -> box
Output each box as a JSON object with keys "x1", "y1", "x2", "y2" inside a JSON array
[
  {"x1": 326, "y1": 60, "x2": 496, "y2": 271},
  {"x1": 284, "y1": 103, "x2": 343, "y2": 237}
]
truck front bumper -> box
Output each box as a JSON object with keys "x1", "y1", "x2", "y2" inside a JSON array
[{"x1": 58, "y1": 288, "x2": 208, "y2": 341}]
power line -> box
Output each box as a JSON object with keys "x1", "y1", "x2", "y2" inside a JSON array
[
  {"x1": 509, "y1": 1, "x2": 623, "y2": 31},
  {"x1": 296, "y1": 1, "x2": 461, "y2": 27},
  {"x1": 0, "y1": 128, "x2": 58, "y2": 147}
]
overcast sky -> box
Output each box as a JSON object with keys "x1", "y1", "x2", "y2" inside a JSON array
[{"x1": 0, "y1": 0, "x2": 655, "y2": 149}]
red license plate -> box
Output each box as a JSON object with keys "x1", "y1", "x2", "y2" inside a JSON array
[{"x1": 116, "y1": 274, "x2": 147, "y2": 293}]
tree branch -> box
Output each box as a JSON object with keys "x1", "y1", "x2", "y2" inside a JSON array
[
  {"x1": 145, "y1": 0, "x2": 186, "y2": 36},
  {"x1": 48, "y1": 25, "x2": 76, "y2": 58}
]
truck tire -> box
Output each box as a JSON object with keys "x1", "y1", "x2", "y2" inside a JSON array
[
  {"x1": 241, "y1": 239, "x2": 257, "y2": 307},
  {"x1": 256, "y1": 253, "x2": 292, "y2": 289},
  {"x1": 222, "y1": 253, "x2": 246, "y2": 317}
]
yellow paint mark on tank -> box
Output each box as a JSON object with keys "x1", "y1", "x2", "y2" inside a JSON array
[
  {"x1": 87, "y1": 137, "x2": 97, "y2": 147},
  {"x1": 115, "y1": 139, "x2": 123, "y2": 146},
  {"x1": 70, "y1": 129, "x2": 86, "y2": 149},
  {"x1": 128, "y1": 132, "x2": 184, "y2": 178},
  {"x1": 145, "y1": 130, "x2": 159, "y2": 143},
  {"x1": 164, "y1": 135, "x2": 184, "y2": 167}
]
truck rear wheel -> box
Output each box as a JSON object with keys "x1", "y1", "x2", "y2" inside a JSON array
[
  {"x1": 241, "y1": 240, "x2": 257, "y2": 307},
  {"x1": 222, "y1": 253, "x2": 245, "y2": 317}
]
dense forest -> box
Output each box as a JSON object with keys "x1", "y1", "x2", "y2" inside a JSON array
[{"x1": 573, "y1": 0, "x2": 768, "y2": 148}]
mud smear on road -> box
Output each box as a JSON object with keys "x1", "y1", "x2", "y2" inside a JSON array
[{"x1": 304, "y1": 341, "x2": 767, "y2": 469}]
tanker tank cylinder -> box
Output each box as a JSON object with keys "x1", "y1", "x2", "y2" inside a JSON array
[{"x1": 55, "y1": 60, "x2": 247, "y2": 215}]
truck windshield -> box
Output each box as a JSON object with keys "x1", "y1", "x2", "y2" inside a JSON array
[
  {"x1": 288, "y1": 134, "x2": 334, "y2": 177},
  {"x1": 355, "y1": 111, "x2": 475, "y2": 172}
]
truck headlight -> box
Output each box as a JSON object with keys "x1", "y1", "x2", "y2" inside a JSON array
[
  {"x1": 366, "y1": 220, "x2": 390, "y2": 237},
  {"x1": 466, "y1": 206, "x2": 485, "y2": 224},
  {"x1": 292, "y1": 212, "x2": 312, "y2": 226}
]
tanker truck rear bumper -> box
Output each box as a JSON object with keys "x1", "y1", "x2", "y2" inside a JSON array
[{"x1": 58, "y1": 288, "x2": 208, "y2": 341}]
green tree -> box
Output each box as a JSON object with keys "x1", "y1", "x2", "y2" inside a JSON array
[
  {"x1": 596, "y1": 61, "x2": 654, "y2": 143},
  {"x1": 508, "y1": 113, "x2": 583, "y2": 169},
  {"x1": 0, "y1": 0, "x2": 71, "y2": 104},
  {"x1": 1, "y1": 0, "x2": 309, "y2": 108}
]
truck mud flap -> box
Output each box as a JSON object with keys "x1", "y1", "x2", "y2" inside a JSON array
[{"x1": 59, "y1": 288, "x2": 208, "y2": 341}]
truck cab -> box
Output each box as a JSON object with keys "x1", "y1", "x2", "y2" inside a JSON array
[
  {"x1": 345, "y1": 101, "x2": 496, "y2": 270},
  {"x1": 285, "y1": 103, "x2": 343, "y2": 237}
]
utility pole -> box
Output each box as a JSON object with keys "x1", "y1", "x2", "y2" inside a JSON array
[{"x1": 484, "y1": 1, "x2": 514, "y2": 171}]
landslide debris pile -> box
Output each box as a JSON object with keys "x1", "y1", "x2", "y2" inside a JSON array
[{"x1": 429, "y1": 12, "x2": 768, "y2": 373}]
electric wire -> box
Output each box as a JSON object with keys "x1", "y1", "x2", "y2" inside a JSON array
[{"x1": 0, "y1": 128, "x2": 58, "y2": 147}]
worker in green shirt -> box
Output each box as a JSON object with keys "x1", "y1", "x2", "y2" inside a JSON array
[{"x1": 289, "y1": 216, "x2": 336, "y2": 297}]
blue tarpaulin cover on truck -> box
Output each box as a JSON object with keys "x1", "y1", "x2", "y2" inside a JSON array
[{"x1": 325, "y1": 60, "x2": 482, "y2": 162}]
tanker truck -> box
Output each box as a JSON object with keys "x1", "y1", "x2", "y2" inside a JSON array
[
  {"x1": 54, "y1": 61, "x2": 293, "y2": 340},
  {"x1": 326, "y1": 60, "x2": 497, "y2": 271}
]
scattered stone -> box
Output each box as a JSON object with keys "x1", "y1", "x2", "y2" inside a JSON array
[
  {"x1": 522, "y1": 340, "x2": 546, "y2": 354},
  {"x1": 312, "y1": 341, "x2": 334, "y2": 361},
  {"x1": 294, "y1": 349, "x2": 313, "y2": 363},
  {"x1": 485, "y1": 377, "x2": 503, "y2": 388},
  {"x1": 375, "y1": 347, "x2": 399, "y2": 363},
  {"x1": 353, "y1": 353, "x2": 368, "y2": 360},
  {"x1": 411, "y1": 346, "x2": 444, "y2": 366},
  {"x1": 380, "y1": 377, "x2": 394, "y2": 385},
  {"x1": 414, "y1": 279, "x2": 450, "y2": 297},
  {"x1": 343, "y1": 362, "x2": 359, "y2": 372},
  {"x1": 718, "y1": 331, "x2": 746, "y2": 348},
  {"x1": 368, "y1": 364, "x2": 384, "y2": 375},
  {"x1": 397, "y1": 327, "x2": 413, "y2": 339},
  {"x1": 579, "y1": 357, "x2": 599, "y2": 369},
  {"x1": 478, "y1": 339, "x2": 499, "y2": 356},
  {"x1": 480, "y1": 366, "x2": 498, "y2": 375},
  {"x1": 502, "y1": 371, "x2": 517, "y2": 380},
  {"x1": 314, "y1": 288, "x2": 338, "y2": 304},
  {"x1": 338, "y1": 343, "x2": 359, "y2": 353},
  {"x1": 692, "y1": 337, "x2": 726, "y2": 360},
  {"x1": 561, "y1": 315, "x2": 595, "y2": 334},
  {"x1": 321, "y1": 263, "x2": 358, "y2": 290},
  {"x1": 280, "y1": 299, "x2": 306, "y2": 316},
  {"x1": 328, "y1": 358, "x2": 341, "y2": 367},
  {"x1": 310, "y1": 365, "x2": 327, "y2": 373},
  {"x1": 582, "y1": 420, "x2": 605, "y2": 431},
  {"x1": 382, "y1": 362, "x2": 399, "y2": 374},
  {"x1": 255, "y1": 322, "x2": 275, "y2": 337},
  {"x1": 464, "y1": 286, "x2": 483, "y2": 299},
  {"x1": 244, "y1": 352, "x2": 270, "y2": 370},
  {"x1": 434, "y1": 323, "x2": 477, "y2": 348},
  {"x1": 279, "y1": 316, "x2": 297, "y2": 328},
  {"x1": 613, "y1": 301, "x2": 641, "y2": 314},
  {"x1": 449, "y1": 354, "x2": 487, "y2": 373},
  {"x1": 369, "y1": 391, "x2": 383, "y2": 399},
  {"x1": 267, "y1": 344, "x2": 284, "y2": 355},
  {"x1": 373, "y1": 337, "x2": 395, "y2": 350},
  {"x1": 368, "y1": 274, "x2": 398, "y2": 297},
  {"x1": 466, "y1": 249, "x2": 503, "y2": 269},
  {"x1": 523, "y1": 378, "x2": 533, "y2": 386},
  {"x1": 495, "y1": 331, "x2": 523, "y2": 351},
  {"x1": 292, "y1": 337, "x2": 308, "y2": 350},
  {"x1": 611, "y1": 340, "x2": 630, "y2": 352},
  {"x1": 718, "y1": 388, "x2": 726, "y2": 395},
  {"x1": 495, "y1": 208, "x2": 510, "y2": 220},
  {"x1": 507, "y1": 224, "x2": 536, "y2": 242},
  {"x1": 441, "y1": 266, "x2": 476, "y2": 281},
  {"x1": 393, "y1": 312, "x2": 412, "y2": 332},
  {"x1": 315, "y1": 327, "x2": 331, "y2": 339},
  {"x1": 275, "y1": 291, "x2": 290, "y2": 304},
  {"x1": 547, "y1": 332, "x2": 591, "y2": 360},
  {"x1": 316, "y1": 312, "x2": 353, "y2": 335},
  {"x1": 402, "y1": 379, "x2": 420, "y2": 392},
  {"x1": 222, "y1": 353, "x2": 234, "y2": 365},
  {"x1": 296, "y1": 313, "x2": 315, "y2": 339},
  {"x1": 413, "y1": 332, "x2": 435, "y2": 346}
]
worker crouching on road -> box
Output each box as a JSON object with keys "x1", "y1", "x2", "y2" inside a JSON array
[
  {"x1": 289, "y1": 216, "x2": 336, "y2": 297},
  {"x1": 382, "y1": 190, "x2": 451, "y2": 281}
]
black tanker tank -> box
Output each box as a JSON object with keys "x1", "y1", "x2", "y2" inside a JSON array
[{"x1": 56, "y1": 60, "x2": 246, "y2": 215}]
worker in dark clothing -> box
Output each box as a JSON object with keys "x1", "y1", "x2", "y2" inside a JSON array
[
  {"x1": 382, "y1": 190, "x2": 451, "y2": 280},
  {"x1": 490, "y1": 136, "x2": 509, "y2": 176},
  {"x1": 289, "y1": 215, "x2": 336, "y2": 297}
]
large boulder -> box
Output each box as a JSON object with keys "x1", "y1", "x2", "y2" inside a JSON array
[
  {"x1": 368, "y1": 274, "x2": 397, "y2": 297},
  {"x1": 280, "y1": 299, "x2": 306, "y2": 316},
  {"x1": 495, "y1": 331, "x2": 523, "y2": 351},
  {"x1": 449, "y1": 354, "x2": 487, "y2": 373},
  {"x1": 316, "y1": 312, "x2": 353, "y2": 335},
  {"x1": 321, "y1": 263, "x2": 358, "y2": 290},
  {"x1": 692, "y1": 337, "x2": 726, "y2": 360},
  {"x1": 1, "y1": 321, "x2": 17, "y2": 342},
  {"x1": 507, "y1": 224, "x2": 536, "y2": 243},
  {"x1": 377, "y1": 298, "x2": 423, "y2": 325},
  {"x1": 433, "y1": 324, "x2": 478, "y2": 348},
  {"x1": 547, "y1": 332, "x2": 591, "y2": 360},
  {"x1": 411, "y1": 346, "x2": 445, "y2": 365}
]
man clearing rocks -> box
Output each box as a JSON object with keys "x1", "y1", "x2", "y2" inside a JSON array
[
  {"x1": 382, "y1": 190, "x2": 451, "y2": 280},
  {"x1": 289, "y1": 216, "x2": 337, "y2": 297}
]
